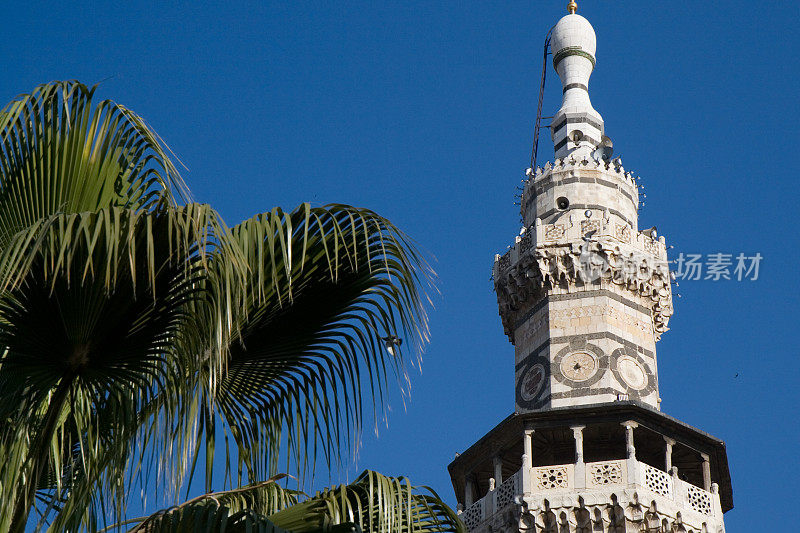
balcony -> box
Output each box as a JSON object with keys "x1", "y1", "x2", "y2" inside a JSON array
[{"x1": 458, "y1": 459, "x2": 722, "y2": 531}]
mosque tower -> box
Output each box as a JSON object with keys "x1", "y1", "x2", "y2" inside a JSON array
[{"x1": 448, "y1": 3, "x2": 733, "y2": 532}]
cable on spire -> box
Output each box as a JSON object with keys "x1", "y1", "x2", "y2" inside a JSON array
[{"x1": 530, "y1": 27, "x2": 553, "y2": 173}]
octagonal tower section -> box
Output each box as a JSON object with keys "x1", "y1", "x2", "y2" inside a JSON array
[{"x1": 495, "y1": 157, "x2": 672, "y2": 413}]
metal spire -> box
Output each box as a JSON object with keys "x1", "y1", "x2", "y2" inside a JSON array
[{"x1": 568, "y1": 1, "x2": 578, "y2": 14}]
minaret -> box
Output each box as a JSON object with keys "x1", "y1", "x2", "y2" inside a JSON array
[
  {"x1": 500, "y1": 1, "x2": 670, "y2": 414},
  {"x1": 448, "y1": 3, "x2": 733, "y2": 532}
]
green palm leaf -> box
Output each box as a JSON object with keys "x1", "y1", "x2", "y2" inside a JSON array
[
  {"x1": 0, "y1": 80, "x2": 202, "y2": 530},
  {"x1": 126, "y1": 477, "x2": 300, "y2": 533},
  {"x1": 0, "y1": 81, "x2": 188, "y2": 235},
  {"x1": 192, "y1": 204, "x2": 434, "y2": 489},
  {"x1": 0, "y1": 204, "x2": 223, "y2": 531},
  {"x1": 269, "y1": 471, "x2": 463, "y2": 533},
  {"x1": 126, "y1": 471, "x2": 463, "y2": 533},
  {"x1": 0, "y1": 81, "x2": 450, "y2": 533}
]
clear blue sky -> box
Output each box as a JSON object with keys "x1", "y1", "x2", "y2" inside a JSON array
[{"x1": 3, "y1": 1, "x2": 798, "y2": 531}]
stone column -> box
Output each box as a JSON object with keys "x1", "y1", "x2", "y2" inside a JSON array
[
  {"x1": 624, "y1": 424, "x2": 636, "y2": 459},
  {"x1": 664, "y1": 437, "x2": 675, "y2": 471},
  {"x1": 524, "y1": 427, "x2": 534, "y2": 464},
  {"x1": 711, "y1": 482, "x2": 722, "y2": 518},
  {"x1": 465, "y1": 476, "x2": 475, "y2": 508},
  {"x1": 493, "y1": 455, "x2": 503, "y2": 486},
  {"x1": 670, "y1": 466, "x2": 682, "y2": 506},
  {"x1": 701, "y1": 453, "x2": 712, "y2": 491},
  {"x1": 522, "y1": 426, "x2": 534, "y2": 496},
  {"x1": 623, "y1": 422, "x2": 638, "y2": 485},
  {"x1": 572, "y1": 425, "x2": 586, "y2": 489}
]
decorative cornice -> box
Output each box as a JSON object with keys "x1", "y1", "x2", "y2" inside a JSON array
[
  {"x1": 527, "y1": 155, "x2": 637, "y2": 190},
  {"x1": 464, "y1": 488, "x2": 723, "y2": 533},
  {"x1": 494, "y1": 240, "x2": 673, "y2": 340},
  {"x1": 512, "y1": 493, "x2": 712, "y2": 533}
]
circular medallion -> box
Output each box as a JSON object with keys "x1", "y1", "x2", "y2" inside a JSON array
[
  {"x1": 519, "y1": 363, "x2": 546, "y2": 402},
  {"x1": 616, "y1": 356, "x2": 647, "y2": 390},
  {"x1": 560, "y1": 351, "x2": 597, "y2": 382},
  {"x1": 552, "y1": 341, "x2": 607, "y2": 388}
]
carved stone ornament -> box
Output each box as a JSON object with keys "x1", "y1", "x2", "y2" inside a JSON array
[
  {"x1": 494, "y1": 240, "x2": 672, "y2": 340},
  {"x1": 614, "y1": 223, "x2": 631, "y2": 243},
  {"x1": 490, "y1": 494, "x2": 718, "y2": 533},
  {"x1": 560, "y1": 351, "x2": 597, "y2": 382}
]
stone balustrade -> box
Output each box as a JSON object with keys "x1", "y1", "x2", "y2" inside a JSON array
[
  {"x1": 458, "y1": 459, "x2": 721, "y2": 531},
  {"x1": 460, "y1": 471, "x2": 521, "y2": 531}
]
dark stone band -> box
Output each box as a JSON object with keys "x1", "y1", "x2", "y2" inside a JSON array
[
  {"x1": 539, "y1": 203, "x2": 635, "y2": 228},
  {"x1": 550, "y1": 387, "x2": 626, "y2": 401},
  {"x1": 553, "y1": 134, "x2": 601, "y2": 153},
  {"x1": 520, "y1": 332, "x2": 654, "y2": 363},
  {"x1": 553, "y1": 46, "x2": 596, "y2": 70},
  {"x1": 551, "y1": 115, "x2": 604, "y2": 134},
  {"x1": 563, "y1": 83, "x2": 588, "y2": 93},
  {"x1": 549, "y1": 331, "x2": 654, "y2": 359}
]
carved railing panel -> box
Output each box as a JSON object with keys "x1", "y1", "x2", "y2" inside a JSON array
[
  {"x1": 532, "y1": 465, "x2": 570, "y2": 490},
  {"x1": 642, "y1": 463, "x2": 673, "y2": 498},
  {"x1": 494, "y1": 470, "x2": 520, "y2": 511},
  {"x1": 586, "y1": 460, "x2": 625, "y2": 487},
  {"x1": 684, "y1": 482, "x2": 713, "y2": 516},
  {"x1": 461, "y1": 498, "x2": 484, "y2": 530}
]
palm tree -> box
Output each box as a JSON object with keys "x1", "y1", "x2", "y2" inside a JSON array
[{"x1": 0, "y1": 81, "x2": 462, "y2": 532}]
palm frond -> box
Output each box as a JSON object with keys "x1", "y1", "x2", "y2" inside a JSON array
[
  {"x1": 0, "y1": 80, "x2": 449, "y2": 532},
  {"x1": 0, "y1": 80, "x2": 189, "y2": 246},
  {"x1": 194, "y1": 204, "x2": 434, "y2": 488},
  {"x1": 128, "y1": 506, "x2": 289, "y2": 533},
  {"x1": 0, "y1": 203, "x2": 226, "y2": 531},
  {"x1": 269, "y1": 470, "x2": 463, "y2": 533},
  {"x1": 125, "y1": 471, "x2": 462, "y2": 533},
  {"x1": 0, "y1": 80, "x2": 201, "y2": 530},
  {"x1": 125, "y1": 478, "x2": 299, "y2": 533}
]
